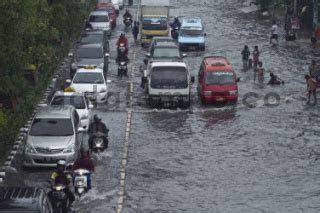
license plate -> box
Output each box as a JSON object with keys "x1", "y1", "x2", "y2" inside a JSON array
[
  {"x1": 216, "y1": 97, "x2": 225, "y2": 102},
  {"x1": 163, "y1": 102, "x2": 172, "y2": 108}
]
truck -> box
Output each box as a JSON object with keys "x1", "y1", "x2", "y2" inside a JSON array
[
  {"x1": 141, "y1": 61, "x2": 195, "y2": 108},
  {"x1": 140, "y1": 0, "x2": 170, "y2": 46}
]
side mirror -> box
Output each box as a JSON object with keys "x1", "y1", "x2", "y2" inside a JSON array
[
  {"x1": 89, "y1": 104, "x2": 94, "y2": 109},
  {"x1": 107, "y1": 79, "x2": 112, "y2": 84},
  {"x1": 191, "y1": 76, "x2": 195, "y2": 83},
  {"x1": 77, "y1": 127, "x2": 85, "y2": 133},
  {"x1": 204, "y1": 33, "x2": 207, "y2": 37},
  {"x1": 182, "y1": 53, "x2": 187, "y2": 58},
  {"x1": 105, "y1": 53, "x2": 110, "y2": 57},
  {"x1": 68, "y1": 53, "x2": 73, "y2": 57},
  {"x1": 144, "y1": 59, "x2": 148, "y2": 66},
  {"x1": 66, "y1": 79, "x2": 71, "y2": 84},
  {"x1": 146, "y1": 53, "x2": 151, "y2": 58},
  {"x1": 237, "y1": 77, "x2": 240, "y2": 82},
  {"x1": 141, "y1": 76, "x2": 148, "y2": 84},
  {"x1": 20, "y1": 128, "x2": 29, "y2": 133}
]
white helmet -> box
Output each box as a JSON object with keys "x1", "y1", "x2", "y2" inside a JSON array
[{"x1": 57, "y1": 160, "x2": 66, "y2": 167}]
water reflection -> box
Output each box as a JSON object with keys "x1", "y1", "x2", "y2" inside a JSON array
[{"x1": 199, "y1": 107, "x2": 237, "y2": 127}]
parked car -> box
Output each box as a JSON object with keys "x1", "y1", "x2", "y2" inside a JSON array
[
  {"x1": 0, "y1": 187, "x2": 53, "y2": 212},
  {"x1": 198, "y1": 56, "x2": 239, "y2": 104},
  {"x1": 69, "y1": 43, "x2": 109, "y2": 78},
  {"x1": 178, "y1": 17, "x2": 206, "y2": 51},
  {"x1": 23, "y1": 106, "x2": 84, "y2": 167},
  {"x1": 68, "y1": 67, "x2": 109, "y2": 103},
  {"x1": 144, "y1": 40, "x2": 186, "y2": 65},
  {"x1": 79, "y1": 30, "x2": 110, "y2": 54},
  {"x1": 95, "y1": 3, "x2": 117, "y2": 28},
  {"x1": 88, "y1": 10, "x2": 111, "y2": 36},
  {"x1": 50, "y1": 91, "x2": 93, "y2": 130}
]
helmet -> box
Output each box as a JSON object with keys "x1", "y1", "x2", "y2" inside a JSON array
[
  {"x1": 79, "y1": 147, "x2": 87, "y2": 157},
  {"x1": 120, "y1": 33, "x2": 125, "y2": 37},
  {"x1": 93, "y1": 114, "x2": 101, "y2": 122},
  {"x1": 57, "y1": 160, "x2": 66, "y2": 167}
]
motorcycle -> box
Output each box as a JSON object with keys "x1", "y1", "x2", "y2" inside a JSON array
[
  {"x1": 124, "y1": 17, "x2": 133, "y2": 28},
  {"x1": 49, "y1": 184, "x2": 69, "y2": 213},
  {"x1": 89, "y1": 132, "x2": 108, "y2": 153},
  {"x1": 171, "y1": 27, "x2": 179, "y2": 39},
  {"x1": 73, "y1": 169, "x2": 90, "y2": 197},
  {"x1": 118, "y1": 60, "x2": 128, "y2": 77}
]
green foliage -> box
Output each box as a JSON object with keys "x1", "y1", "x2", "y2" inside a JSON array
[{"x1": 0, "y1": 0, "x2": 94, "y2": 161}]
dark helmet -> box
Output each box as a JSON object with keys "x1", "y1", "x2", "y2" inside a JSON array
[
  {"x1": 120, "y1": 33, "x2": 125, "y2": 38},
  {"x1": 258, "y1": 61, "x2": 263, "y2": 66},
  {"x1": 244, "y1": 45, "x2": 248, "y2": 49},
  {"x1": 126, "y1": 9, "x2": 130, "y2": 13},
  {"x1": 79, "y1": 147, "x2": 87, "y2": 158},
  {"x1": 93, "y1": 114, "x2": 101, "y2": 123},
  {"x1": 270, "y1": 72, "x2": 274, "y2": 77}
]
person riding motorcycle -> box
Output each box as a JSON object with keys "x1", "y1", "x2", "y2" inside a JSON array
[
  {"x1": 49, "y1": 160, "x2": 75, "y2": 210},
  {"x1": 117, "y1": 33, "x2": 129, "y2": 55},
  {"x1": 123, "y1": 9, "x2": 133, "y2": 20},
  {"x1": 88, "y1": 114, "x2": 109, "y2": 150},
  {"x1": 73, "y1": 148, "x2": 95, "y2": 190},
  {"x1": 171, "y1": 16, "x2": 181, "y2": 30}
]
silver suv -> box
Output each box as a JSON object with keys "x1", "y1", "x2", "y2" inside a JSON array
[{"x1": 23, "y1": 106, "x2": 84, "y2": 167}]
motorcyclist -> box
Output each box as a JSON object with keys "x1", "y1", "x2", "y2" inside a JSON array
[
  {"x1": 49, "y1": 160, "x2": 75, "y2": 210},
  {"x1": 267, "y1": 72, "x2": 284, "y2": 85},
  {"x1": 88, "y1": 114, "x2": 109, "y2": 149},
  {"x1": 117, "y1": 33, "x2": 129, "y2": 55},
  {"x1": 171, "y1": 16, "x2": 181, "y2": 30},
  {"x1": 123, "y1": 9, "x2": 133, "y2": 20},
  {"x1": 73, "y1": 147, "x2": 95, "y2": 190}
]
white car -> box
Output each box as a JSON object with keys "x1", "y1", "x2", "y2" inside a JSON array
[
  {"x1": 88, "y1": 11, "x2": 111, "y2": 35},
  {"x1": 118, "y1": 0, "x2": 124, "y2": 9},
  {"x1": 50, "y1": 91, "x2": 93, "y2": 130},
  {"x1": 111, "y1": 0, "x2": 120, "y2": 14},
  {"x1": 68, "y1": 67, "x2": 109, "y2": 104}
]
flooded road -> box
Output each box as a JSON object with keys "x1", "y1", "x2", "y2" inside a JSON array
[{"x1": 4, "y1": 0, "x2": 320, "y2": 212}]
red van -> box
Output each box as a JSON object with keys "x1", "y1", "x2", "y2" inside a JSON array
[
  {"x1": 198, "y1": 56, "x2": 239, "y2": 104},
  {"x1": 95, "y1": 3, "x2": 117, "y2": 28}
]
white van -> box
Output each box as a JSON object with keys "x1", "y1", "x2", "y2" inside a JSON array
[
  {"x1": 88, "y1": 11, "x2": 111, "y2": 36},
  {"x1": 111, "y1": 0, "x2": 120, "y2": 14}
]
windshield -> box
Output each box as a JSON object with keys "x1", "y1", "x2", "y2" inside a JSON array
[
  {"x1": 75, "y1": 47, "x2": 103, "y2": 59},
  {"x1": 29, "y1": 118, "x2": 74, "y2": 136},
  {"x1": 51, "y1": 96, "x2": 86, "y2": 109},
  {"x1": 80, "y1": 34, "x2": 103, "y2": 44},
  {"x1": 180, "y1": 28, "x2": 203, "y2": 36},
  {"x1": 151, "y1": 67, "x2": 188, "y2": 89},
  {"x1": 205, "y1": 72, "x2": 235, "y2": 85},
  {"x1": 89, "y1": 15, "x2": 109, "y2": 22},
  {"x1": 142, "y1": 17, "x2": 167, "y2": 30},
  {"x1": 73, "y1": 72, "x2": 104, "y2": 84},
  {"x1": 96, "y1": 8, "x2": 114, "y2": 14},
  {"x1": 153, "y1": 47, "x2": 180, "y2": 59}
]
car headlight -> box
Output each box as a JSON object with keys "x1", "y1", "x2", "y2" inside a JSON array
[
  {"x1": 25, "y1": 143, "x2": 36, "y2": 153},
  {"x1": 71, "y1": 63, "x2": 77, "y2": 69},
  {"x1": 229, "y1": 90, "x2": 238, "y2": 95},
  {"x1": 98, "y1": 63, "x2": 104, "y2": 69},
  {"x1": 63, "y1": 143, "x2": 75, "y2": 153},
  {"x1": 100, "y1": 88, "x2": 107, "y2": 93},
  {"x1": 203, "y1": 91, "x2": 212, "y2": 96}
]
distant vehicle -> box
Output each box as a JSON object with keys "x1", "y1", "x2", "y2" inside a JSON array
[
  {"x1": 140, "y1": 0, "x2": 170, "y2": 46},
  {"x1": 178, "y1": 17, "x2": 206, "y2": 51},
  {"x1": 111, "y1": 0, "x2": 120, "y2": 15},
  {"x1": 50, "y1": 91, "x2": 94, "y2": 130},
  {"x1": 95, "y1": 3, "x2": 117, "y2": 28},
  {"x1": 0, "y1": 187, "x2": 53, "y2": 212},
  {"x1": 23, "y1": 106, "x2": 84, "y2": 167},
  {"x1": 141, "y1": 61, "x2": 195, "y2": 108},
  {"x1": 68, "y1": 67, "x2": 109, "y2": 103},
  {"x1": 69, "y1": 43, "x2": 110, "y2": 78},
  {"x1": 88, "y1": 11, "x2": 111, "y2": 36},
  {"x1": 78, "y1": 30, "x2": 110, "y2": 54},
  {"x1": 144, "y1": 41, "x2": 186, "y2": 65},
  {"x1": 198, "y1": 56, "x2": 239, "y2": 104}
]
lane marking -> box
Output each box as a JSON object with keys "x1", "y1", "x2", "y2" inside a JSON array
[{"x1": 116, "y1": 2, "x2": 140, "y2": 212}]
